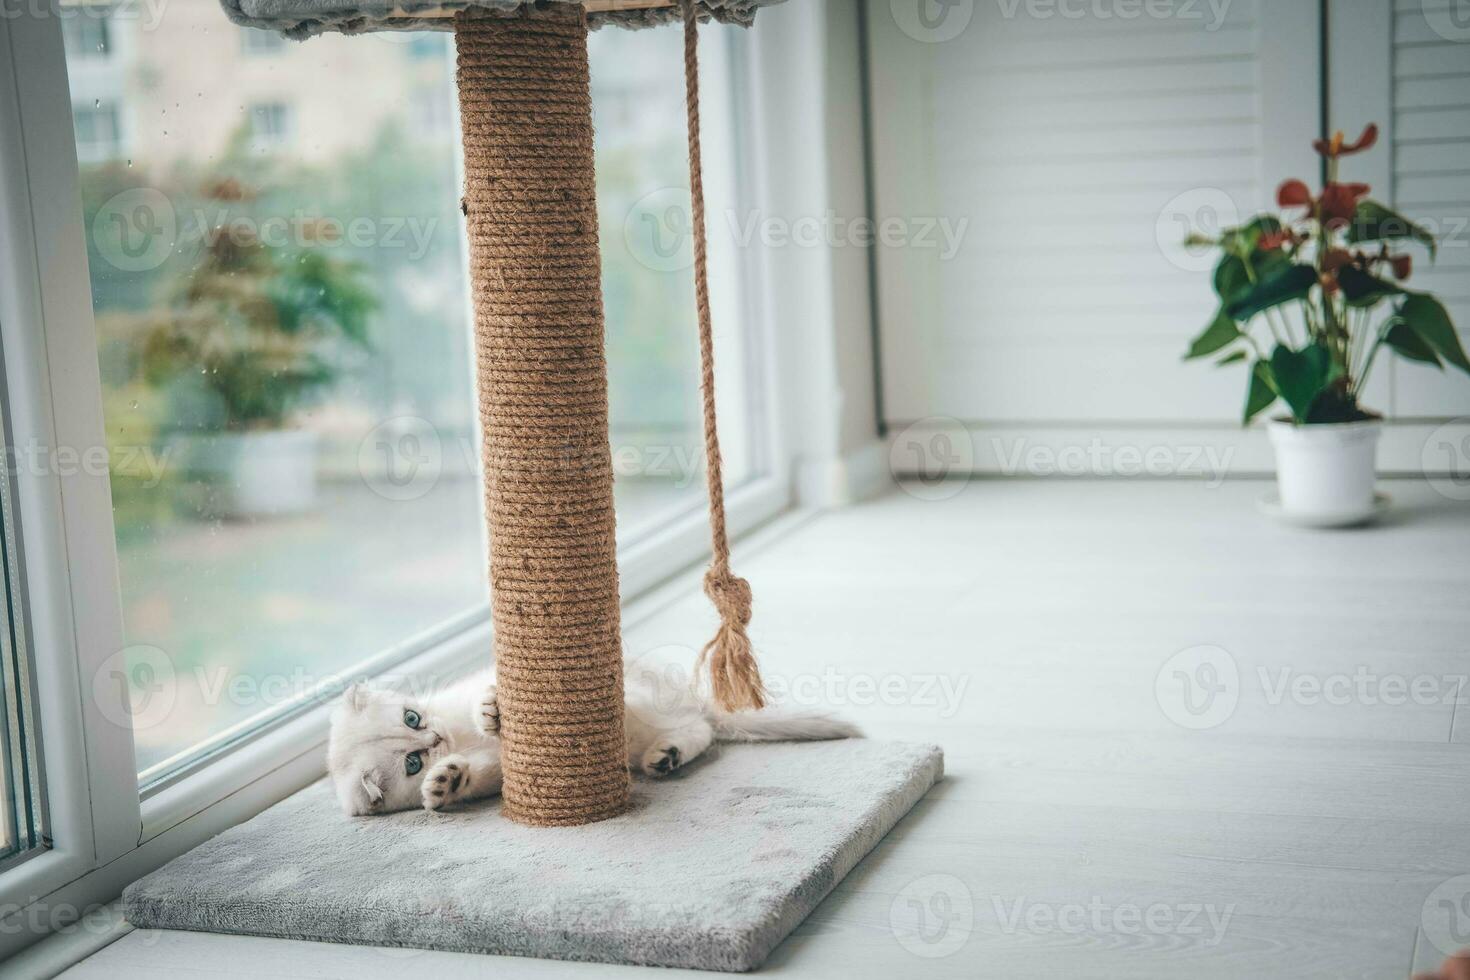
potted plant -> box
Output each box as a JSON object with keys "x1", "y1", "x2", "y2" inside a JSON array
[
  {"x1": 137, "y1": 178, "x2": 375, "y2": 519},
  {"x1": 1184, "y1": 123, "x2": 1470, "y2": 525}
]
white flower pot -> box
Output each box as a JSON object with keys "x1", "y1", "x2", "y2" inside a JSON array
[
  {"x1": 1266, "y1": 418, "x2": 1382, "y2": 526},
  {"x1": 181, "y1": 429, "x2": 320, "y2": 520}
]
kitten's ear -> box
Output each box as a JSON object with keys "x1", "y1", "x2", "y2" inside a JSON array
[
  {"x1": 359, "y1": 771, "x2": 385, "y2": 810},
  {"x1": 343, "y1": 683, "x2": 371, "y2": 712}
]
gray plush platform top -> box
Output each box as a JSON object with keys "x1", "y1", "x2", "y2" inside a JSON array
[
  {"x1": 223, "y1": 0, "x2": 785, "y2": 40},
  {"x1": 124, "y1": 739, "x2": 943, "y2": 972}
]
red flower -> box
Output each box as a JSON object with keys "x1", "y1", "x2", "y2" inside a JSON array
[
  {"x1": 1312, "y1": 124, "x2": 1379, "y2": 159},
  {"x1": 1322, "y1": 248, "x2": 1358, "y2": 273},
  {"x1": 1318, "y1": 182, "x2": 1371, "y2": 229},
  {"x1": 1277, "y1": 179, "x2": 1312, "y2": 209}
]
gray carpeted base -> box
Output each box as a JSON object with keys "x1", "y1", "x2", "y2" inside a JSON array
[{"x1": 124, "y1": 739, "x2": 942, "y2": 972}]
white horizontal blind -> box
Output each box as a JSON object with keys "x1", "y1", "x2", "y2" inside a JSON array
[
  {"x1": 869, "y1": 0, "x2": 1320, "y2": 426},
  {"x1": 1388, "y1": 0, "x2": 1470, "y2": 418}
]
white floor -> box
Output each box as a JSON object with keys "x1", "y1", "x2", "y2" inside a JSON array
[{"x1": 59, "y1": 480, "x2": 1470, "y2": 979}]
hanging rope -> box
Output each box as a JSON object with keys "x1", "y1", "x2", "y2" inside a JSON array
[{"x1": 681, "y1": 0, "x2": 766, "y2": 713}]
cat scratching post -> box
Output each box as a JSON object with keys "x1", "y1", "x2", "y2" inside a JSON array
[
  {"x1": 217, "y1": 0, "x2": 782, "y2": 827},
  {"x1": 454, "y1": 4, "x2": 627, "y2": 827},
  {"x1": 129, "y1": 5, "x2": 949, "y2": 964}
]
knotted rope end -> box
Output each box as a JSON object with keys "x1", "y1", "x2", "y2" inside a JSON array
[{"x1": 699, "y1": 569, "x2": 766, "y2": 713}]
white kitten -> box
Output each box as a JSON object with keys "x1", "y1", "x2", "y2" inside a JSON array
[{"x1": 327, "y1": 663, "x2": 860, "y2": 816}]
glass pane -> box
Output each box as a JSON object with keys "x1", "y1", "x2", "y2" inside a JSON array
[
  {"x1": 64, "y1": 3, "x2": 758, "y2": 782},
  {"x1": 65, "y1": 3, "x2": 485, "y2": 780},
  {"x1": 592, "y1": 27, "x2": 755, "y2": 535}
]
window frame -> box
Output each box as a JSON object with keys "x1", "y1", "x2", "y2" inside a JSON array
[
  {"x1": 0, "y1": 1, "x2": 140, "y2": 934},
  {"x1": 0, "y1": 4, "x2": 797, "y2": 960}
]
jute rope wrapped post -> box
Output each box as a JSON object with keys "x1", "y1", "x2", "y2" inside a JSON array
[{"x1": 455, "y1": 4, "x2": 629, "y2": 827}]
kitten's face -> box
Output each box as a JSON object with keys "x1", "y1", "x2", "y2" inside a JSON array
[{"x1": 328, "y1": 684, "x2": 446, "y2": 816}]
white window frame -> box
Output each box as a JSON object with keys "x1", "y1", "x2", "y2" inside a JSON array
[{"x1": 0, "y1": 2, "x2": 802, "y2": 960}]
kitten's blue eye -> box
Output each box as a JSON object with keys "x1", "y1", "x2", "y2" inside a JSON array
[
  {"x1": 405, "y1": 751, "x2": 423, "y2": 776},
  {"x1": 403, "y1": 708, "x2": 421, "y2": 729}
]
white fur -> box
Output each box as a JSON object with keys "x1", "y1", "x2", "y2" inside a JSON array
[{"x1": 327, "y1": 664, "x2": 860, "y2": 816}]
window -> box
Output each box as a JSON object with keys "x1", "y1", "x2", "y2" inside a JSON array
[
  {"x1": 240, "y1": 27, "x2": 286, "y2": 55},
  {"x1": 71, "y1": 101, "x2": 122, "y2": 163},
  {"x1": 247, "y1": 101, "x2": 293, "y2": 152},
  {"x1": 73, "y1": 13, "x2": 484, "y2": 782},
  {"x1": 60, "y1": 0, "x2": 763, "y2": 788},
  {"x1": 406, "y1": 33, "x2": 446, "y2": 60},
  {"x1": 0, "y1": 386, "x2": 46, "y2": 869},
  {"x1": 409, "y1": 87, "x2": 453, "y2": 139},
  {"x1": 61, "y1": 10, "x2": 110, "y2": 58},
  {"x1": 590, "y1": 25, "x2": 756, "y2": 532}
]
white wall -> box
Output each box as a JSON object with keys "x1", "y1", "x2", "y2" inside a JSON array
[{"x1": 867, "y1": 0, "x2": 1470, "y2": 476}]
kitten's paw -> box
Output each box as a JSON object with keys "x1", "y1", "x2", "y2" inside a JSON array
[
  {"x1": 641, "y1": 744, "x2": 682, "y2": 777},
  {"x1": 475, "y1": 685, "x2": 500, "y2": 736},
  {"x1": 422, "y1": 758, "x2": 468, "y2": 811}
]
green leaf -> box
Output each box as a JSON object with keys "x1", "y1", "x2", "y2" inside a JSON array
[
  {"x1": 1216, "y1": 350, "x2": 1248, "y2": 366},
  {"x1": 1213, "y1": 249, "x2": 1292, "y2": 308},
  {"x1": 1337, "y1": 266, "x2": 1402, "y2": 308},
  {"x1": 1222, "y1": 215, "x2": 1283, "y2": 259},
  {"x1": 1226, "y1": 264, "x2": 1318, "y2": 321},
  {"x1": 1348, "y1": 200, "x2": 1437, "y2": 260},
  {"x1": 1398, "y1": 293, "x2": 1470, "y2": 375},
  {"x1": 1270, "y1": 343, "x2": 1342, "y2": 423},
  {"x1": 1244, "y1": 360, "x2": 1276, "y2": 425},
  {"x1": 1185, "y1": 310, "x2": 1240, "y2": 359},
  {"x1": 1213, "y1": 254, "x2": 1250, "y2": 306},
  {"x1": 1384, "y1": 320, "x2": 1441, "y2": 368}
]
